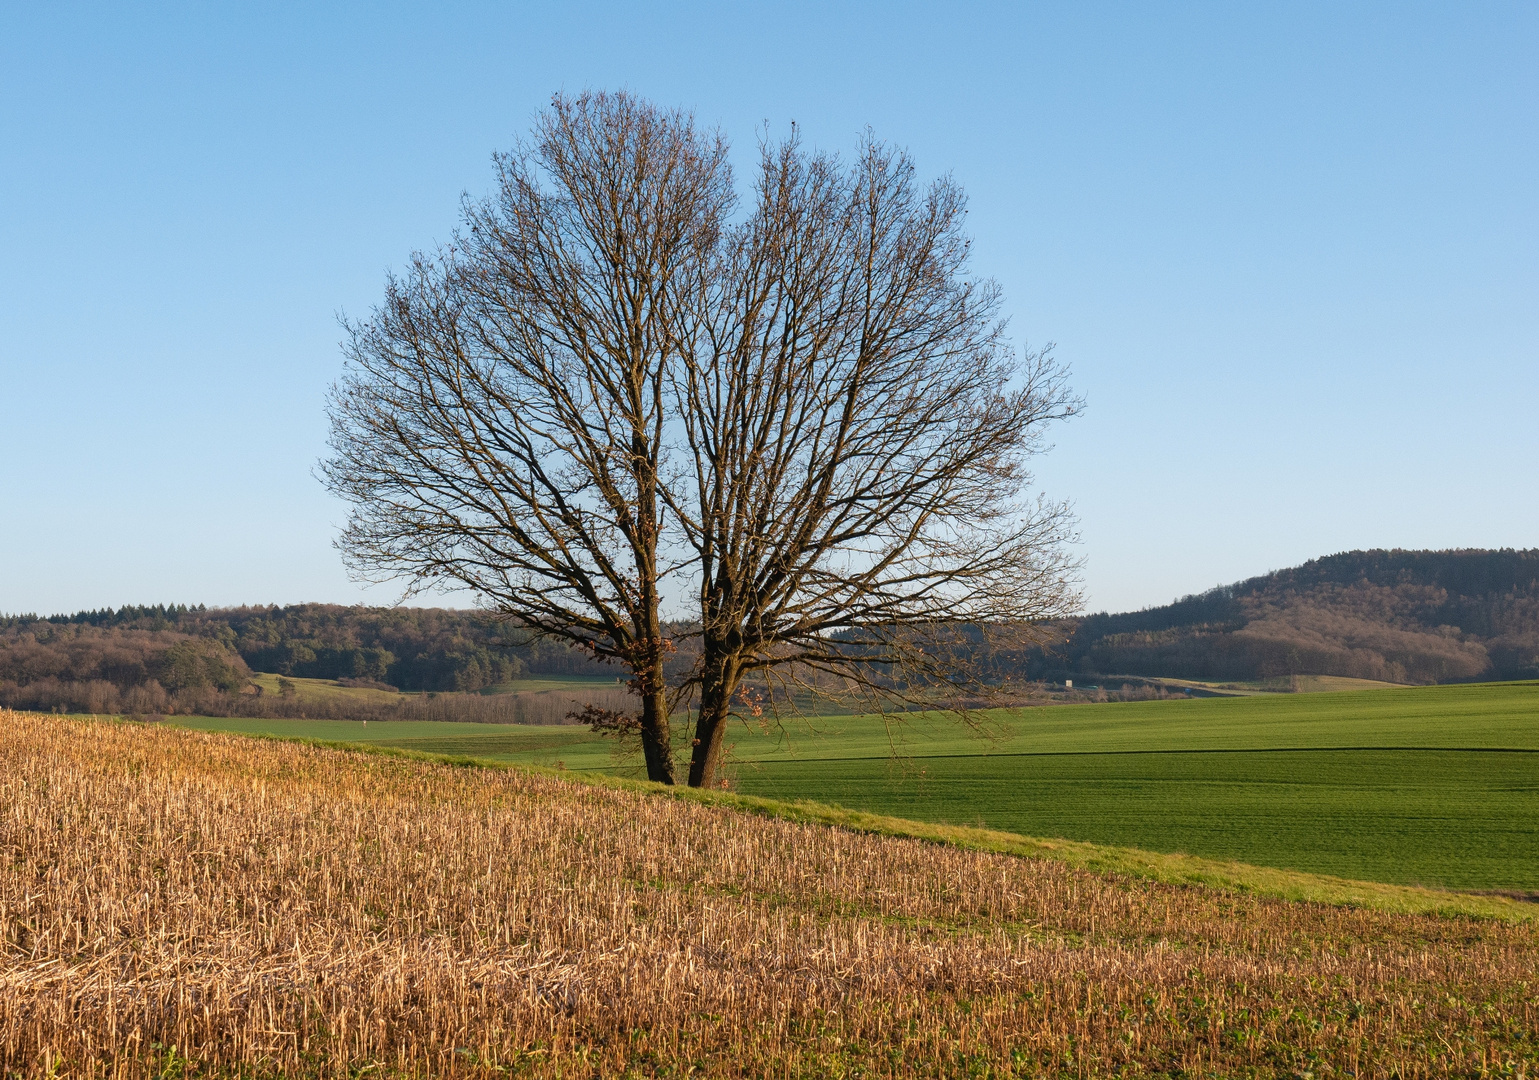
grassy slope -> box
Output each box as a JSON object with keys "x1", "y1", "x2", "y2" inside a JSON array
[
  {"x1": 169, "y1": 681, "x2": 1539, "y2": 893},
  {"x1": 248, "y1": 672, "x2": 625, "y2": 701},
  {"x1": 248, "y1": 672, "x2": 403, "y2": 703}
]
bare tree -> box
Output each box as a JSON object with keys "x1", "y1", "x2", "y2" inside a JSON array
[
  {"x1": 666, "y1": 136, "x2": 1081, "y2": 788},
  {"x1": 325, "y1": 93, "x2": 1078, "y2": 791},
  {"x1": 322, "y1": 91, "x2": 732, "y2": 784}
]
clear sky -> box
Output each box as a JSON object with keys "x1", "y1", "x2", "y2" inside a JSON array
[{"x1": 2, "y1": 2, "x2": 1535, "y2": 617}]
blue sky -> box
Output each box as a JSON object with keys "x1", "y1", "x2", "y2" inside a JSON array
[{"x1": 2, "y1": 2, "x2": 1535, "y2": 616}]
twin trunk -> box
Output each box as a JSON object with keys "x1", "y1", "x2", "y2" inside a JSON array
[{"x1": 633, "y1": 653, "x2": 737, "y2": 790}]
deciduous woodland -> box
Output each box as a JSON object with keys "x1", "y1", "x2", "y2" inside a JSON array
[
  {"x1": 0, "y1": 606, "x2": 622, "y2": 721},
  {"x1": 0, "y1": 604, "x2": 609, "y2": 690},
  {"x1": 2, "y1": 713, "x2": 1535, "y2": 1079}
]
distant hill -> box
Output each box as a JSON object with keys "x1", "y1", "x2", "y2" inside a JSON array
[{"x1": 1057, "y1": 549, "x2": 1539, "y2": 685}]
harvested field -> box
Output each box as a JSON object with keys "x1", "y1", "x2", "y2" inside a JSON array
[{"x1": 2, "y1": 712, "x2": 1537, "y2": 1078}]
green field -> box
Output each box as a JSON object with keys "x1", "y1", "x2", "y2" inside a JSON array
[{"x1": 170, "y1": 681, "x2": 1539, "y2": 892}]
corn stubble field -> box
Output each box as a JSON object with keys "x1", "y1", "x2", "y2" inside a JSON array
[{"x1": 2, "y1": 712, "x2": 1536, "y2": 1079}]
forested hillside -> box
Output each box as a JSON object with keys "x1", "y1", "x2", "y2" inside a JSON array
[
  {"x1": 1057, "y1": 548, "x2": 1539, "y2": 684},
  {"x1": 2, "y1": 604, "x2": 607, "y2": 685},
  {"x1": 0, "y1": 604, "x2": 615, "y2": 716}
]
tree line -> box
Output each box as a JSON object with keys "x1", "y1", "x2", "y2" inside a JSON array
[{"x1": 6, "y1": 547, "x2": 1529, "y2": 719}]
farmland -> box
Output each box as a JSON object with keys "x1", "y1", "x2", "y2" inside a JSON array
[
  {"x1": 171, "y1": 681, "x2": 1539, "y2": 892},
  {"x1": 3, "y1": 710, "x2": 1537, "y2": 1079}
]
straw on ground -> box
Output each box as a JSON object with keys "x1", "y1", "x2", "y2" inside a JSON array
[{"x1": 2, "y1": 711, "x2": 1536, "y2": 1078}]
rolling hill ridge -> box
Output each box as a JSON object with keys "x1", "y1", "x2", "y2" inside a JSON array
[{"x1": 1055, "y1": 548, "x2": 1539, "y2": 684}]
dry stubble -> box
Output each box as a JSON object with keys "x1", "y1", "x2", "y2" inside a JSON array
[{"x1": 1, "y1": 711, "x2": 1535, "y2": 1078}]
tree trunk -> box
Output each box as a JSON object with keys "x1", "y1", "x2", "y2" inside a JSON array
[
  {"x1": 687, "y1": 656, "x2": 738, "y2": 788},
  {"x1": 637, "y1": 649, "x2": 674, "y2": 785},
  {"x1": 686, "y1": 697, "x2": 729, "y2": 788}
]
